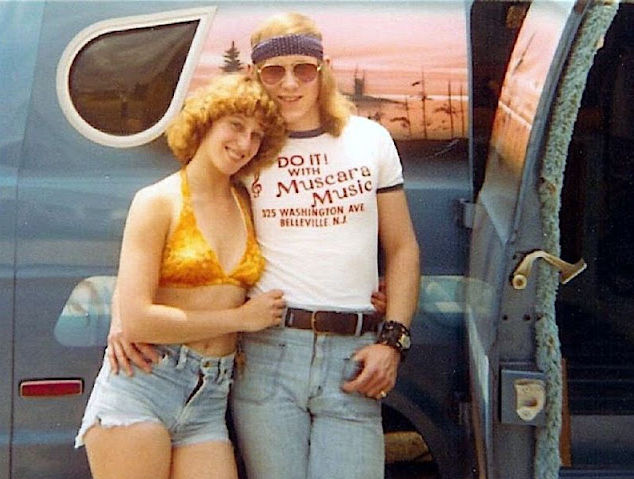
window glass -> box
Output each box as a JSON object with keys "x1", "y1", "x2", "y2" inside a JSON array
[
  {"x1": 68, "y1": 22, "x2": 198, "y2": 136},
  {"x1": 57, "y1": 7, "x2": 215, "y2": 147},
  {"x1": 485, "y1": 1, "x2": 575, "y2": 198},
  {"x1": 476, "y1": 0, "x2": 576, "y2": 241}
]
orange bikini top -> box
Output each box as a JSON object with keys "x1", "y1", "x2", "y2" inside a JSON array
[{"x1": 159, "y1": 169, "x2": 264, "y2": 289}]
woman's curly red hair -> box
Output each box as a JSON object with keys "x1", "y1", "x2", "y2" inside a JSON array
[{"x1": 166, "y1": 74, "x2": 286, "y2": 178}]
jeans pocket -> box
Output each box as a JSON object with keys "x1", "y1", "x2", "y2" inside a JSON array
[
  {"x1": 342, "y1": 357, "x2": 362, "y2": 382},
  {"x1": 232, "y1": 336, "x2": 286, "y2": 404}
]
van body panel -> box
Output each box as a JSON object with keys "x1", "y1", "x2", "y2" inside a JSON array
[{"x1": 0, "y1": 3, "x2": 46, "y2": 478}]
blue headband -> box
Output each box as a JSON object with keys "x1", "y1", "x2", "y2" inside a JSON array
[{"x1": 251, "y1": 34, "x2": 323, "y2": 64}]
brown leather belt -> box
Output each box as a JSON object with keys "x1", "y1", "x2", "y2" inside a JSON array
[{"x1": 284, "y1": 307, "x2": 383, "y2": 336}]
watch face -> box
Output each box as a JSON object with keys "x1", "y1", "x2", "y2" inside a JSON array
[{"x1": 400, "y1": 333, "x2": 411, "y2": 350}]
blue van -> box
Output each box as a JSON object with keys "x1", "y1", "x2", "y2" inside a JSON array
[{"x1": 1, "y1": 1, "x2": 633, "y2": 478}]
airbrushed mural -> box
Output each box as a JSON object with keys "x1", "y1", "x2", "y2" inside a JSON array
[{"x1": 189, "y1": 3, "x2": 468, "y2": 141}]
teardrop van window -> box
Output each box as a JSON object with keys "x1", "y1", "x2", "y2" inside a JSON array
[{"x1": 57, "y1": 8, "x2": 215, "y2": 147}]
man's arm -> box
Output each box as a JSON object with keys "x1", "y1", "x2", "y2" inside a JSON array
[
  {"x1": 376, "y1": 188, "x2": 420, "y2": 327},
  {"x1": 343, "y1": 188, "x2": 420, "y2": 398}
]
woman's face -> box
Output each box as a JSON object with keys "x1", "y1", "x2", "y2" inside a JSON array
[
  {"x1": 199, "y1": 114, "x2": 264, "y2": 176},
  {"x1": 256, "y1": 54, "x2": 321, "y2": 132}
]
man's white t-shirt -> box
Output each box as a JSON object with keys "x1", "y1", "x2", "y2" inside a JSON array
[{"x1": 245, "y1": 116, "x2": 403, "y2": 311}]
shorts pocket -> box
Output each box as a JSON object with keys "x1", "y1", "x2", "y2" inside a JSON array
[{"x1": 231, "y1": 335, "x2": 286, "y2": 404}]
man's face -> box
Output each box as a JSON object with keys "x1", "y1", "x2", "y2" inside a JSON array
[{"x1": 256, "y1": 55, "x2": 322, "y2": 132}]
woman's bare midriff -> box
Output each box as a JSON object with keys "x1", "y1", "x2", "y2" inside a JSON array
[{"x1": 154, "y1": 284, "x2": 248, "y2": 357}]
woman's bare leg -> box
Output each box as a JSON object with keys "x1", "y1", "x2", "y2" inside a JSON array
[
  {"x1": 171, "y1": 441, "x2": 238, "y2": 479},
  {"x1": 84, "y1": 422, "x2": 171, "y2": 479}
]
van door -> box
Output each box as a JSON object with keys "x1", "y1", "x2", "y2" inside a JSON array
[{"x1": 465, "y1": 1, "x2": 615, "y2": 478}]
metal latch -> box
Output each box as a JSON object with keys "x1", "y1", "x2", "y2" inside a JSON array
[{"x1": 511, "y1": 250, "x2": 587, "y2": 290}]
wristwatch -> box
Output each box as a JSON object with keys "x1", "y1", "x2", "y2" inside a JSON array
[{"x1": 376, "y1": 320, "x2": 411, "y2": 360}]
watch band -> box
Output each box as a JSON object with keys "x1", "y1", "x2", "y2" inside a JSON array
[{"x1": 376, "y1": 320, "x2": 411, "y2": 360}]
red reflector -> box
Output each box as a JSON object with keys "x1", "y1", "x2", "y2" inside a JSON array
[{"x1": 20, "y1": 379, "x2": 83, "y2": 397}]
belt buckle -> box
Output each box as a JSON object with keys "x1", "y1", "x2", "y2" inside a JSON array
[{"x1": 310, "y1": 311, "x2": 329, "y2": 335}]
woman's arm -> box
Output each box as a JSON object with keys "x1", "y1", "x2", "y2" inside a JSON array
[{"x1": 116, "y1": 188, "x2": 284, "y2": 345}]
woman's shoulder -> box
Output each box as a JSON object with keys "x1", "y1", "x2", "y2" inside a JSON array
[
  {"x1": 123, "y1": 174, "x2": 182, "y2": 235},
  {"x1": 132, "y1": 171, "x2": 180, "y2": 210}
]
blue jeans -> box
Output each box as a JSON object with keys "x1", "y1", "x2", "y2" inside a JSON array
[
  {"x1": 231, "y1": 327, "x2": 384, "y2": 479},
  {"x1": 76, "y1": 345, "x2": 234, "y2": 448}
]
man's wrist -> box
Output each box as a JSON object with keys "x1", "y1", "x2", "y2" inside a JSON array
[{"x1": 376, "y1": 320, "x2": 411, "y2": 361}]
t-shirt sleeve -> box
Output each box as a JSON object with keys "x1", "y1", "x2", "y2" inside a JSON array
[{"x1": 376, "y1": 124, "x2": 404, "y2": 191}]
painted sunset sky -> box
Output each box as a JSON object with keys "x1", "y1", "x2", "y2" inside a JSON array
[{"x1": 189, "y1": 2, "x2": 469, "y2": 140}]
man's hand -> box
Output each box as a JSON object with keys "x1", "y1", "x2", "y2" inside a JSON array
[{"x1": 341, "y1": 343, "x2": 400, "y2": 399}]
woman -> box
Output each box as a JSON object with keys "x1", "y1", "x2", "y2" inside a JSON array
[
  {"x1": 75, "y1": 74, "x2": 287, "y2": 479},
  {"x1": 230, "y1": 12, "x2": 421, "y2": 479}
]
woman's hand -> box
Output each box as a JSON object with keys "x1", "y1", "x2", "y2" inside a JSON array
[
  {"x1": 239, "y1": 289, "x2": 286, "y2": 332},
  {"x1": 371, "y1": 277, "x2": 387, "y2": 315}
]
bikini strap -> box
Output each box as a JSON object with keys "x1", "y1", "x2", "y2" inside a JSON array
[
  {"x1": 232, "y1": 187, "x2": 255, "y2": 233},
  {"x1": 178, "y1": 168, "x2": 195, "y2": 221}
]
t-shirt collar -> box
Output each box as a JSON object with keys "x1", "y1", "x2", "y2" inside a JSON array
[{"x1": 288, "y1": 127, "x2": 324, "y2": 139}]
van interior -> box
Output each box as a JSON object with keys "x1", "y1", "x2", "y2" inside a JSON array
[{"x1": 558, "y1": 3, "x2": 634, "y2": 468}]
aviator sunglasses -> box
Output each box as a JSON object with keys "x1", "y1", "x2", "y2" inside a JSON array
[{"x1": 257, "y1": 62, "x2": 322, "y2": 85}]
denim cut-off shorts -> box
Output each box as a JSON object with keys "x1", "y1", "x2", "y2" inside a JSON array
[{"x1": 75, "y1": 345, "x2": 234, "y2": 448}]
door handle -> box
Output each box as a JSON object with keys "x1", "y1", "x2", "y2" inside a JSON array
[{"x1": 511, "y1": 250, "x2": 587, "y2": 290}]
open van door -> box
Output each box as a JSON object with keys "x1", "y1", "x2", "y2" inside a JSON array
[{"x1": 465, "y1": 1, "x2": 617, "y2": 478}]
